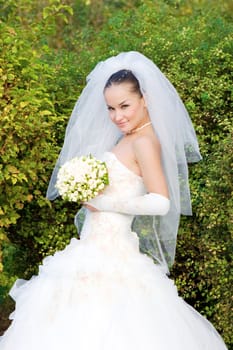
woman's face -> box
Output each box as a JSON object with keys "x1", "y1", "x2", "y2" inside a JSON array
[{"x1": 104, "y1": 82, "x2": 148, "y2": 134}]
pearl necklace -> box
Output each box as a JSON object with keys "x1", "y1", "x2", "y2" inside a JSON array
[{"x1": 127, "y1": 121, "x2": 152, "y2": 135}]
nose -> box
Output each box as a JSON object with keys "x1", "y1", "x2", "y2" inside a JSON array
[{"x1": 112, "y1": 109, "x2": 124, "y2": 122}]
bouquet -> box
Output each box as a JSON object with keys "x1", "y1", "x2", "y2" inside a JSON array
[{"x1": 55, "y1": 155, "x2": 109, "y2": 203}]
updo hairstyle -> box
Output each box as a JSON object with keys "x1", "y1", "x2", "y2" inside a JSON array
[{"x1": 104, "y1": 69, "x2": 142, "y2": 97}]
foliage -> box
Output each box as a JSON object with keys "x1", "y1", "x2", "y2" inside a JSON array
[
  {"x1": 0, "y1": 0, "x2": 232, "y2": 346},
  {"x1": 0, "y1": 0, "x2": 80, "y2": 319},
  {"x1": 171, "y1": 134, "x2": 233, "y2": 345}
]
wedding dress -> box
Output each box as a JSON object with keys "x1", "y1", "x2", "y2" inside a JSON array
[{"x1": 0, "y1": 152, "x2": 227, "y2": 350}]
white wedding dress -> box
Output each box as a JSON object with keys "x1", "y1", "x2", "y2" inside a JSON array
[{"x1": 0, "y1": 152, "x2": 227, "y2": 349}]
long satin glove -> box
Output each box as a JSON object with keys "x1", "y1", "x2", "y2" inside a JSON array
[{"x1": 85, "y1": 193, "x2": 170, "y2": 216}]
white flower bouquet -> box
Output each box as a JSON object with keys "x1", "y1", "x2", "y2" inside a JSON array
[{"x1": 55, "y1": 155, "x2": 109, "y2": 203}]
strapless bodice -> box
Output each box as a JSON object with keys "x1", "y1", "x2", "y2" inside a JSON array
[
  {"x1": 101, "y1": 152, "x2": 146, "y2": 199},
  {"x1": 79, "y1": 152, "x2": 146, "y2": 251}
]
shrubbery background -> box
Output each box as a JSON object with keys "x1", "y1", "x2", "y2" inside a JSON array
[{"x1": 0, "y1": 0, "x2": 232, "y2": 347}]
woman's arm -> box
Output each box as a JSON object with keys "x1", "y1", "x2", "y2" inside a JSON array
[
  {"x1": 86, "y1": 192, "x2": 170, "y2": 216},
  {"x1": 133, "y1": 134, "x2": 169, "y2": 198},
  {"x1": 85, "y1": 135, "x2": 170, "y2": 215}
]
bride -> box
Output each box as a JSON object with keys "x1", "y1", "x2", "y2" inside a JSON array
[{"x1": 0, "y1": 52, "x2": 227, "y2": 349}]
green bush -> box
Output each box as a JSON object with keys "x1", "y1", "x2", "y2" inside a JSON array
[
  {"x1": 172, "y1": 134, "x2": 233, "y2": 345},
  {"x1": 0, "y1": 1, "x2": 80, "y2": 302}
]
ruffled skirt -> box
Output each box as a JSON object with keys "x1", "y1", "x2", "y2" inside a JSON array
[{"x1": 0, "y1": 212, "x2": 227, "y2": 350}]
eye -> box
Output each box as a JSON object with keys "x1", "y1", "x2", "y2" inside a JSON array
[
  {"x1": 121, "y1": 104, "x2": 129, "y2": 109},
  {"x1": 107, "y1": 106, "x2": 114, "y2": 111}
]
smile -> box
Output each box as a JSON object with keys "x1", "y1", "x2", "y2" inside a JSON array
[{"x1": 117, "y1": 122, "x2": 129, "y2": 128}]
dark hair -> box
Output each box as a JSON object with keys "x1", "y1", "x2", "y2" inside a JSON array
[{"x1": 104, "y1": 69, "x2": 142, "y2": 97}]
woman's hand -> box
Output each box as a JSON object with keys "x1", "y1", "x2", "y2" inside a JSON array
[
  {"x1": 83, "y1": 203, "x2": 99, "y2": 212},
  {"x1": 83, "y1": 190, "x2": 105, "y2": 212}
]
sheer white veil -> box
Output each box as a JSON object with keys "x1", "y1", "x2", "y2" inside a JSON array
[{"x1": 47, "y1": 51, "x2": 202, "y2": 273}]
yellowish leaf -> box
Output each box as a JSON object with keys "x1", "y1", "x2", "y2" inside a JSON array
[{"x1": 20, "y1": 101, "x2": 29, "y2": 108}]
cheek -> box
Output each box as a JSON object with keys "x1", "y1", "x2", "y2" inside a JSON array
[
  {"x1": 108, "y1": 110, "x2": 115, "y2": 120},
  {"x1": 137, "y1": 102, "x2": 146, "y2": 115},
  {"x1": 128, "y1": 105, "x2": 141, "y2": 118}
]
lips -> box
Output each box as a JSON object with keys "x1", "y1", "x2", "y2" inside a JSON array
[{"x1": 117, "y1": 122, "x2": 128, "y2": 128}]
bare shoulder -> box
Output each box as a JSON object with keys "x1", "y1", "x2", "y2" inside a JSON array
[
  {"x1": 131, "y1": 133, "x2": 169, "y2": 197},
  {"x1": 132, "y1": 134, "x2": 161, "y2": 160}
]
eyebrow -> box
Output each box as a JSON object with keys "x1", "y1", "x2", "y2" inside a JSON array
[
  {"x1": 106, "y1": 100, "x2": 130, "y2": 109},
  {"x1": 119, "y1": 100, "x2": 128, "y2": 105}
]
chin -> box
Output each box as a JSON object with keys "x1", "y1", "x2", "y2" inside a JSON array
[
  {"x1": 121, "y1": 126, "x2": 131, "y2": 134},
  {"x1": 117, "y1": 123, "x2": 131, "y2": 133}
]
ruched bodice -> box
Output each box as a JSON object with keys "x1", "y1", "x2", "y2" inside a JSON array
[
  {"x1": 80, "y1": 152, "x2": 146, "y2": 254},
  {"x1": 101, "y1": 152, "x2": 145, "y2": 198}
]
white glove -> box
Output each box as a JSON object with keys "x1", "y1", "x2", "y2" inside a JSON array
[{"x1": 86, "y1": 193, "x2": 170, "y2": 216}]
